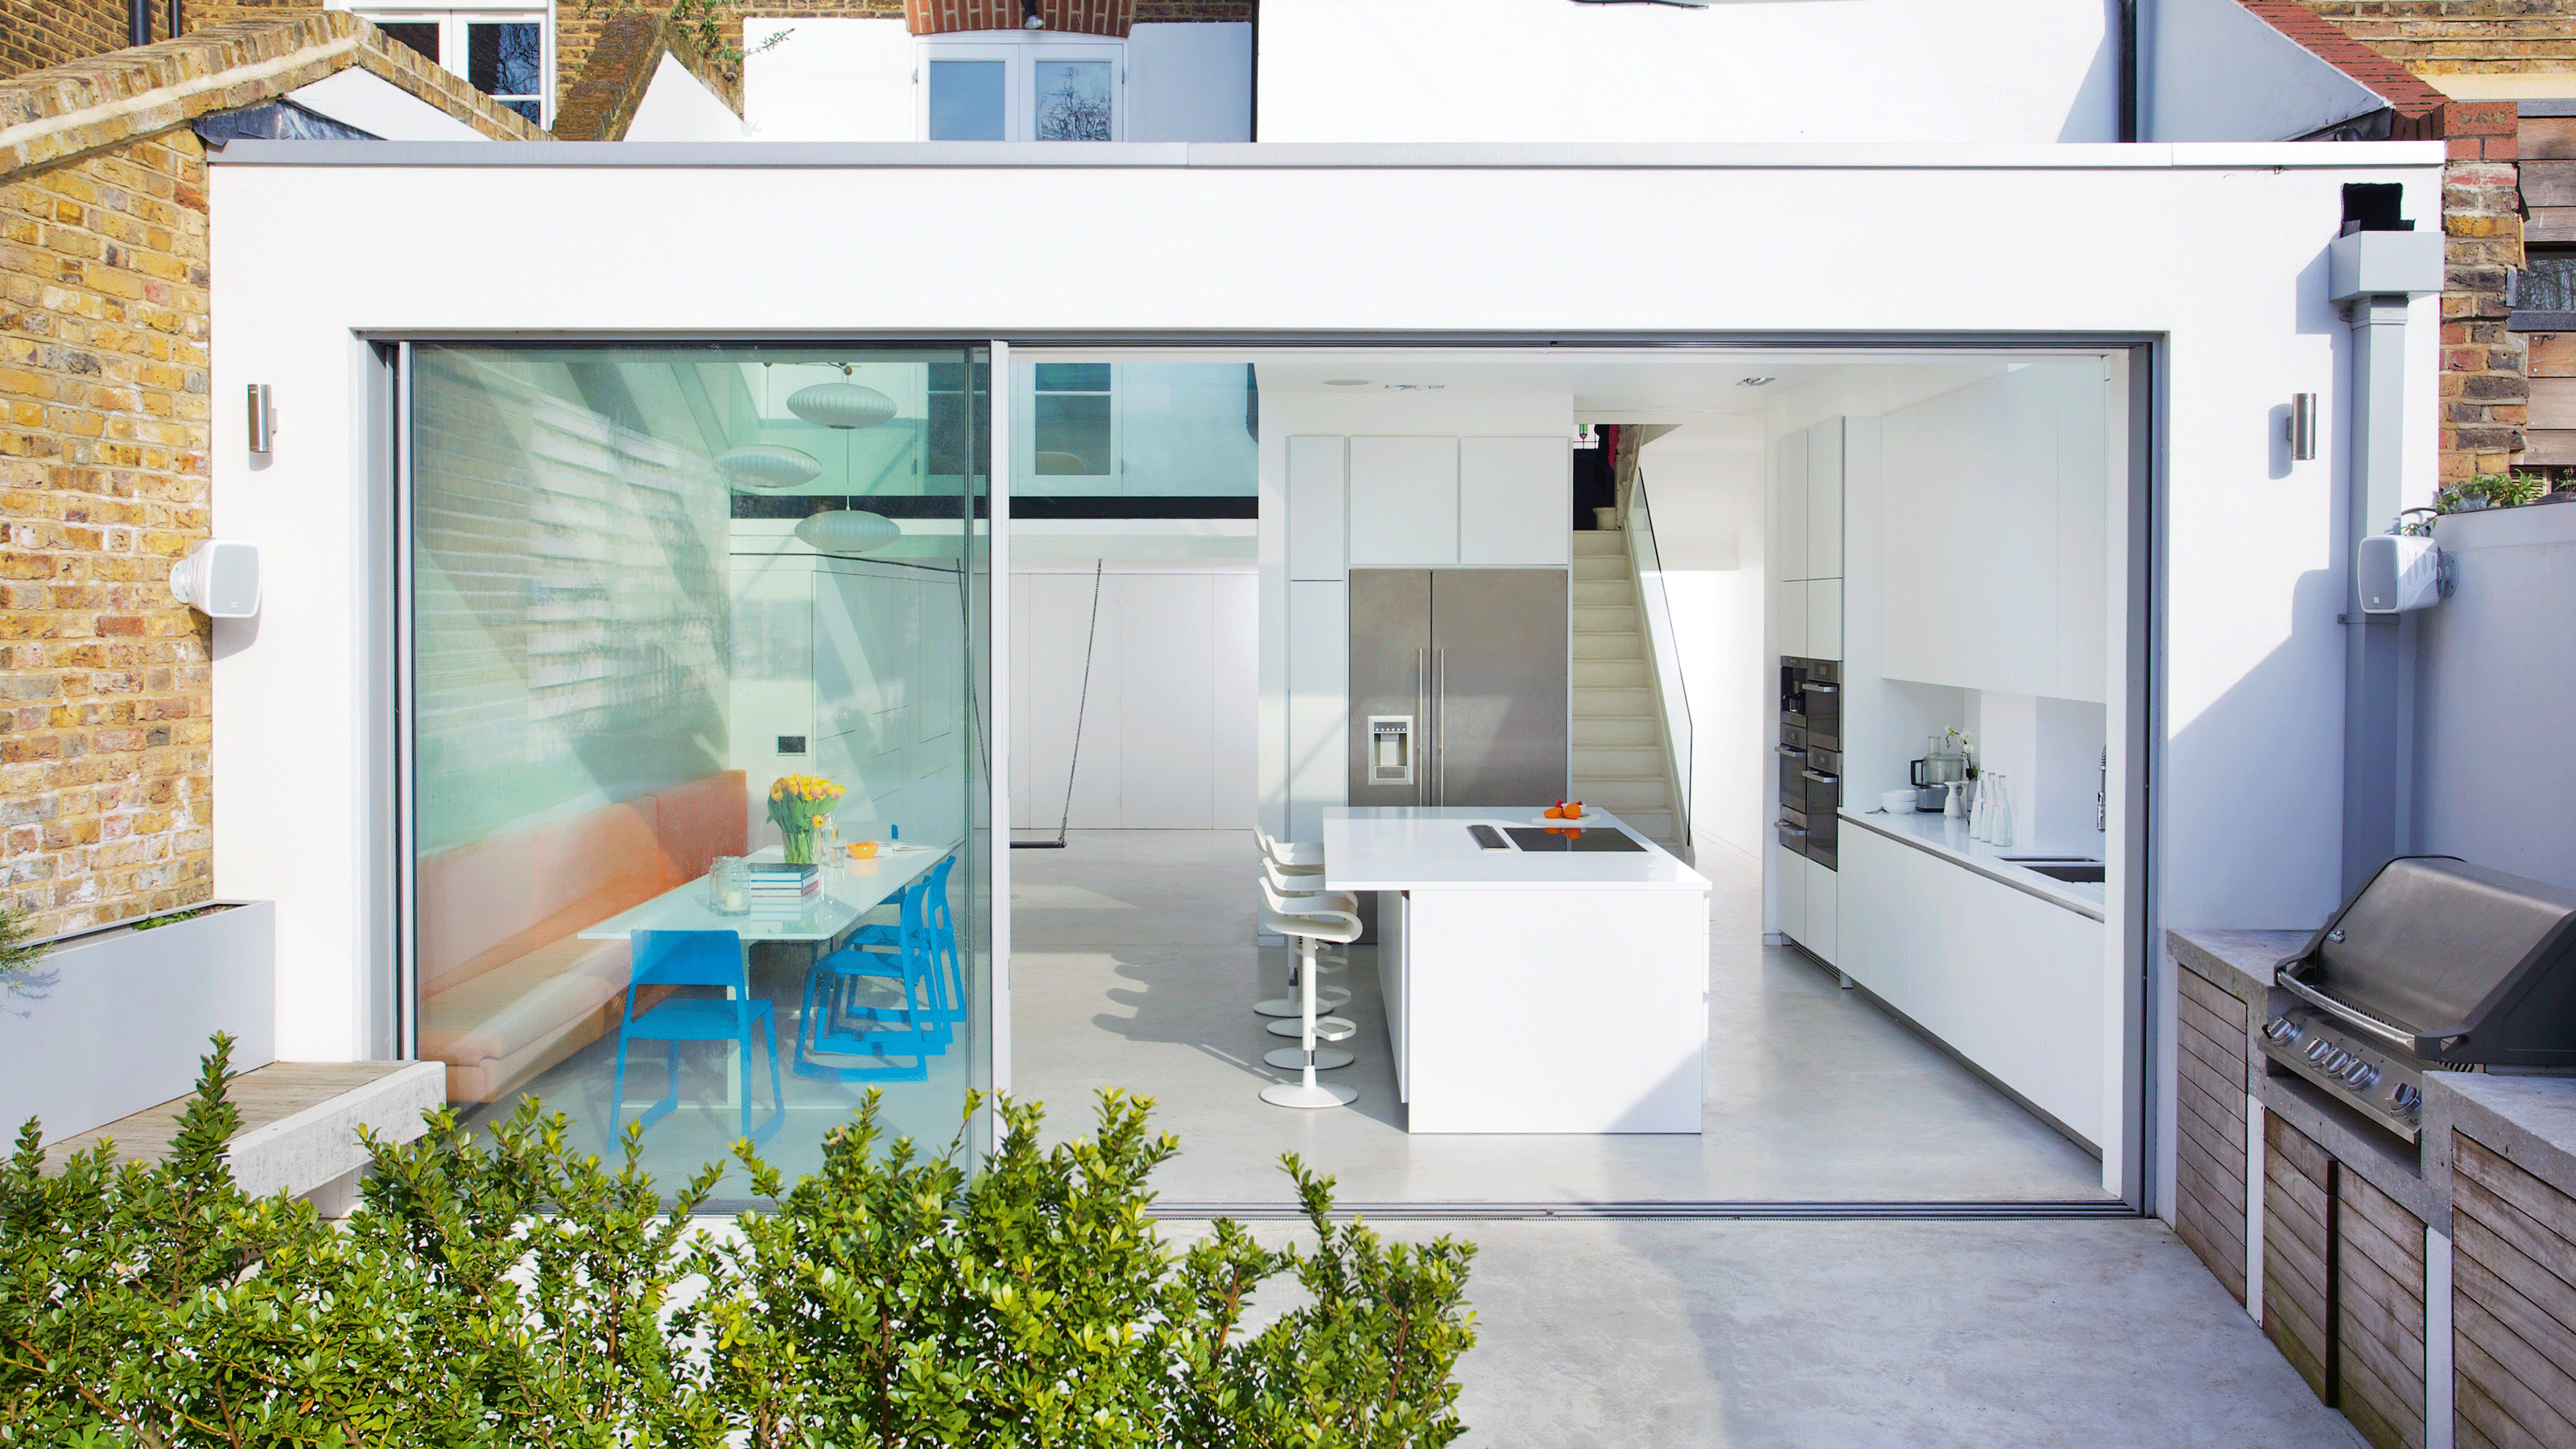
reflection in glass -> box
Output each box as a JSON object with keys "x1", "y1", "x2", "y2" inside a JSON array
[
  {"x1": 1012, "y1": 361, "x2": 1257, "y2": 501},
  {"x1": 409, "y1": 345, "x2": 989, "y2": 1202},
  {"x1": 1034, "y1": 59, "x2": 1112, "y2": 140},
  {"x1": 929, "y1": 60, "x2": 1005, "y2": 140},
  {"x1": 468, "y1": 23, "x2": 542, "y2": 100},
  {"x1": 376, "y1": 20, "x2": 439, "y2": 62}
]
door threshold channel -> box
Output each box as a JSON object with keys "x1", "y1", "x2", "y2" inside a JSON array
[{"x1": 1145, "y1": 1199, "x2": 2138, "y2": 1222}]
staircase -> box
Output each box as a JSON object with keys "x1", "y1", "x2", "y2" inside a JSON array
[{"x1": 1570, "y1": 531, "x2": 1684, "y2": 848}]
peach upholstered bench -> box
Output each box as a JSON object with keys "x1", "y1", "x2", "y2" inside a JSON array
[{"x1": 416, "y1": 770, "x2": 746, "y2": 1103}]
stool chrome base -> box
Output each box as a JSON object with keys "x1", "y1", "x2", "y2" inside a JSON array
[
  {"x1": 1261, "y1": 1081, "x2": 1358, "y2": 1109},
  {"x1": 1255, "y1": 989, "x2": 1348, "y2": 1018},
  {"x1": 1267, "y1": 1013, "x2": 1354, "y2": 1039},
  {"x1": 1264, "y1": 1044, "x2": 1353, "y2": 1071}
]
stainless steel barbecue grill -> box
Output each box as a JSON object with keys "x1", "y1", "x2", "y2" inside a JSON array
[{"x1": 2261, "y1": 856, "x2": 2576, "y2": 1143}]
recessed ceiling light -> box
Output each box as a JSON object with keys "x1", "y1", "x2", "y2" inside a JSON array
[
  {"x1": 1736, "y1": 377, "x2": 1777, "y2": 387},
  {"x1": 1323, "y1": 378, "x2": 1370, "y2": 386}
]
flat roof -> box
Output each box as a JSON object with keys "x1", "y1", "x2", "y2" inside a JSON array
[{"x1": 203, "y1": 139, "x2": 2448, "y2": 171}]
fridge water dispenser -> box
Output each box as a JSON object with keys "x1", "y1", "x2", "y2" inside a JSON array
[{"x1": 1368, "y1": 716, "x2": 1414, "y2": 786}]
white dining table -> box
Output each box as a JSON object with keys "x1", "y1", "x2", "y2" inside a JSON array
[{"x1": 576, "y1": 840, "x2": 958, "y2": 944}]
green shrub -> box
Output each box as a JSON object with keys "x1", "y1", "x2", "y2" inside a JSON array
[{"x1": 0, "y1": 1036, "x2": 1477, "y2": 1447}]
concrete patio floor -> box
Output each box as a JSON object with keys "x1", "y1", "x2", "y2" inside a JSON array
[{"x1": 1176, "y1": 1215, "x2": 2361, "y2": 1448}]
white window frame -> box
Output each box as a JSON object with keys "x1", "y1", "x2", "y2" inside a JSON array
[
  {"x1": 347, "y1": 2, "x2": 554, "y2": 129},
  {"x1": 916, "y1": 33, "x2": 1124, "y2": 142}
]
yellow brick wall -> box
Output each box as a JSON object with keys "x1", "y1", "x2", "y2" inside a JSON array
[
  {"x1": 0, "y1": 0, "x2": 137, "y2": 80},
  {"x1": 2299, "y1": 1, "x2": 2576, "y2": 74},
  {"x1": 0, "y1": 130, "x2": 214, "y2": 938}
]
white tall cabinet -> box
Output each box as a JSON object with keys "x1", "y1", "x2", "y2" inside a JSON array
[{"x1": 1772, "y1": 416, "x2": 1868, "y2": 964}]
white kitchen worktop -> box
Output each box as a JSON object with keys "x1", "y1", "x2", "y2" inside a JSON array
[
  {"x1": 1839, "y1": 808, "x2": 2106, "y2": 920},
  {"x1": 1321, "y1": 807, "x2": 1711, "y2": 893}
]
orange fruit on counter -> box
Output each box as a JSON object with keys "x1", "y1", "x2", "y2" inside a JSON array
[
  {"x1": 1565, "y1": 801, "x2": 1585, "y2": 819},
  {"x1": 1543, "y1": 805, "x2": 1564, "y2": 819}
]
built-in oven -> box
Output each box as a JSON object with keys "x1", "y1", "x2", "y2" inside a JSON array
[{"x1": 1777, "y1": 657, "x2": 1840, "y2": 870}]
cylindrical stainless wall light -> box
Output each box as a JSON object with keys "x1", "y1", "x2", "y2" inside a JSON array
[
  {"x1": 2290, "y1": 392, "x2": 2319, "y2": 461},
  {"x1": 247, "y1": 383, "x2": 275, "y2": 454}
]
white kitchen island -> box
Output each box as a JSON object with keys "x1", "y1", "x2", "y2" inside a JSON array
[{"x1": 1321, "y1": 806, "x2": 1712, "y2": 1133}]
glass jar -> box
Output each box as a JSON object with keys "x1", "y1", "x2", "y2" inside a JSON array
[{"x1": 708, "y1": 856, "x2": 750, "y2": 915}]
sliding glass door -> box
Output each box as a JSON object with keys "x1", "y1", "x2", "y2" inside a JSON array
[{"x1": 405, "y1": 344, "x2": 991, "y2": 1199}]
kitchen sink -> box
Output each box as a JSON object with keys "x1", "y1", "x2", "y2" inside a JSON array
[{"x1": 2001, "y1": 857, "x2": 2105, "y2": 884}]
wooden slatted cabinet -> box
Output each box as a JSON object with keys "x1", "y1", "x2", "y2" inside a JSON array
[
  {"x1": 2450, "y1": 1134, "x2": 2576, "y2": 1449},
  {"x1": 2174, "y1": 962, "x2": 2250, "y2": 1302}
]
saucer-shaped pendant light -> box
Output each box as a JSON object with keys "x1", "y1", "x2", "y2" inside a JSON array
[
  {"x1": 786, "y1": 382, "x2": 898, "y2": 431},
  {"x1": 794, "y1": 509, "x2": 900, "y2": 555},
  {"x1": 715, "y1": 444, "x2": 822, "y2": 491}
]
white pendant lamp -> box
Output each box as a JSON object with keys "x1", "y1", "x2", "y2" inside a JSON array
[
  {"x1": 715, "y1": 444, "x2": 821, "y2": 491},
  {"x1": 794, "y1": 509, "x2": 901, "y2": 555},
  {"x1": 786, "y1": 381, "x2": 898, "y2": 431}
]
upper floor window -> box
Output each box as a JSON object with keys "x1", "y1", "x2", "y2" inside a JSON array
[
  {"x1": 357, "y1": 5, "x2": 550, "y2": 126},
  {"x1": 922, "y1": 35, "x2": 1121, "y2": 142}
]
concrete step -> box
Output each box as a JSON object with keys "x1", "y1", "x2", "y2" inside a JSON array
[
  {"x1": 1569, "y1": 775, "x2": 1669, "y2": 810},
  {"x1": 1573, "y1": 657, "x2": 1649, "y2": 688},
  {"x1": 1573, "y1": 605, "x2": 1640, "y2": 634},
  {"x1": 1572, "y1": 687, "x2": 1654, "y2": 717},
  {"x1": 1571, "y1": 531, "x2": 1626, "y2": 555},
  {"x1": 1572, "y1": 579, "x2": 1633, "y2": 607},
  {"x1": 1572, "y1": 631, "x2": 1645, "y2": 660},
  {"x1": 1574, "y1": 716, "x2": 1659, "y2": 747},
  {"x1": 1575, "y1": 745, "x2": 1666, "y2": 775}
]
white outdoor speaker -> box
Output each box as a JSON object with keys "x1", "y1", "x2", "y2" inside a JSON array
[
  {"x1": 2358, "y1": 533, "x2": 2442, "y2": 614},
  {"x1": 171, "y1": 539, "x2": 261, "y2": 618}
]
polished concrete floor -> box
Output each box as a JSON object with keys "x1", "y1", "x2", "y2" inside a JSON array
[
  {"x1": 1162, "y1": 1216, "x2": 2363, "y2": 1448},
  {"x1": 1009, "y1": 830, "x2": 2109, "y2": 1204}
]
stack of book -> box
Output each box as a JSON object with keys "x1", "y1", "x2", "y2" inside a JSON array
[{"x1": 745, "y1": 862, "x2": 820, "y2": 912}]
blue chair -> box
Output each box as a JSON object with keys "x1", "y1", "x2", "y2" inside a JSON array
[
  {"x1": 795, "y1": 855, "x2": 956, "y2": 1081},
  {"x1": 612, "y1": 929, "x2": 780, "y2": 1139}
]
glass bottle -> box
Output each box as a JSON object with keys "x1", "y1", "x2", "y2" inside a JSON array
[
  {"x1": 1969, "y1": 773, "x2": 1989, "y2": 841},
  {"x1": 1990, "y1": 774, "x2": 2016, "y2": 849}
]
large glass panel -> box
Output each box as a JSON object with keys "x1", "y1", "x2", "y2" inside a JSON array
[
  {"x1": 409, "y1": 345, "x2": 989, "y2": 1200},
  {"x1": 928, "y1": 60, "x2": 1005, "y2": 141},
  {"x1": 1034, "y1": 59, "x2": 1112, "y2": 140}
]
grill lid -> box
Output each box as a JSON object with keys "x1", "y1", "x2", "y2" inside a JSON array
[{"x1": 2281, "y1": 856, "x2": 2576, "y2": 1064}]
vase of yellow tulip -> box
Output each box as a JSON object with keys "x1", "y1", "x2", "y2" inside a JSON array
[{"x1": 767, "y1": 773, "x2": 846, "y2": 865}]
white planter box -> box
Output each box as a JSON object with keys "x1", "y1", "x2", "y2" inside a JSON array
[{"x1": 0, "y1": 901, "x2": 275, "y2": 1144}]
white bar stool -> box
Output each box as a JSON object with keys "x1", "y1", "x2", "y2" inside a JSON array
[
  {"x1": 1257, "y1": 828, "x2": 1327, "y2": 873},
  {"x1": 1255, "y1": 855, "x2": 1353, "y2": 1025},
  {"x1": 1257, "y1": 877, "x2": 1360, "y2": 1110}
]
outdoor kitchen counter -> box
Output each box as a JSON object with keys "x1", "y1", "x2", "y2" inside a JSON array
[{"x1": 2168, "y1": 927, "x2": 2576, "y2": 1231}]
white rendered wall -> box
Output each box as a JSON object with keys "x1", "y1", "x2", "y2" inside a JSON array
[
  {"x1": 1129, "y1": 23, "x2": 1250, "y2": 142},
  {"x1": 1636, "y1": 418, "x2": 1769, "y2": 864},
  {"x1": 287, "y1": 70, "x2": 493, "y2": 141},
  {"x1": 627, "y1": 52, "x2": 748, "y2": 141},
  {"x1": 2145, "y1": 0, "x2": 2388, "y2": 142},
  {"x1": 204, "y1": 146, "x2": 2439, "y2": 1154},
  {"x1": 743, "y1": 18, "x2": 911, "y2": 140},
  {"x1": 1257, "y1": 0, "x2": 2120, "y2": 142},
  {"x1": 2411, "y1": 503, "x2": 2576, "y2": 893}
]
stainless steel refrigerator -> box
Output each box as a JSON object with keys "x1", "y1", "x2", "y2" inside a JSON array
[{"x1": 1348, "y1": 568, "x2": 1569, "y2": 807}]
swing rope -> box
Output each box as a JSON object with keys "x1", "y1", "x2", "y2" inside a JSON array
[{"x1": 1013, "y1": 558, "x2": 1104, "y2": 848}]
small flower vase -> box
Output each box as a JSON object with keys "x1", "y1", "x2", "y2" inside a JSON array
[{"x1": 780, "y1": 827, "x2": 817, "y2": 865}]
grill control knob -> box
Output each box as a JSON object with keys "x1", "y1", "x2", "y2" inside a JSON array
[
  {"x1": 2343, "y1": 1063, "x2": 2380, "y2": 1091},
  {"x1": 2307, "y1": 1040, "x2": 2337, "y2": 1063},
  {"x1": 2264, "y1": 1018, "x2": 2304, "y2": 1045},
  {"x1": 2390, "y1": 1084, "x2": 2422, "y2": 1113},
  {"x1": 2326, "y1": 1051, "x2": 2356, "y2": 1074}
]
